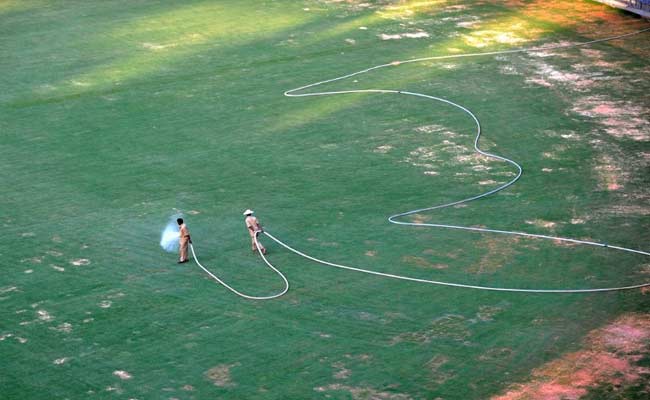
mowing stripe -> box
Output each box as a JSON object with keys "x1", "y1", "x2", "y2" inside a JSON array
[{"x1": 194, "y1": 26, "x2": 650, "y2": 298}]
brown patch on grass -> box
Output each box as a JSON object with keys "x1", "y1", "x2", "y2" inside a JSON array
[
  {"x1": 0, "y1": 286, "x2": 18, "y2": 295},
  {"x1": 50, "y1": 322, "x2": 72, "y2": 333},
  {"x1": 37, "y1": 310, "x2": 53, "y2": 322},
  {"x1": 374, "y1": 144, "x2": 393, "y2": 154},
  {"x1": 594, "y1": 154, "x2": 628, "y2": 191},
  {"x1": 113, "y1": 370, "x2": 132, "y2": 380},
  {"x1": 205, "y1": 363, "x2": 240, "y2": 387},
  {"x1": 476, "y1": 305, "x2": 505, "y2": 322},
  {"x1": 314, "y1": 383, "x2": 412, "y2": 400},
  {"x1": 402, "y1": 255, "x2": 448, "y2": 270},
  {"x1": 492, "y1": 313, "x2": 650, "y2": 400},
  {"x1": 332, "y1": 361, "x2": 352, "y2": 379},
  {"x1": 573, "y1": 96, "x2": 650, "y2": 141},
  {"x1": 525, "y1": 219, "x2": 557, "y2": 230},
  {"x1": 409, "y1": 213, "x2": 431, "y2": 224},
  {"x1": 493, "y1": 0, "x2": 643, "y2": 31},
  {"x1": 21, "y1": 256, "x2": 44, "y2": 264},
  {"x1": 601, "y1": 205, "x2": 650, "y2": 217},
  {"x1": 467, "y1": 236, "x2": 520, "y2": 274},
  {"x1": 552, "y1": 238, "x2": 580, "y2": 248},
  {"x1": 641, "y1": 264, "x2": 650, "y2": 275},
  {"x1": 415, "y1": 124, "x2": 456, "y2": 135},
  {"x1": 463, "y1": 25, "x2": 541, "y2": 48},
  {"x1": 391, "y1": 314, "x2": 470, "y2": 344},
  {"x1": 345, "y1": 353, "x2": 372, "y2": 361},
  {"x1": 478, "y1": 347, "x2": 515, "y2": 362},
  {"x1": 0, "y1": 333, "x2": 13, "y2": 341},
  {"x1": 379, "y1": 31, "x2": 430, "y2": 40},
  {"x1": 99, "y1": 301, "x2": 112, "y2": 308},
  {"x1": 464, "y1": 0, "x2": 646, "y2": 53},
  {"x1": 427, "y1": 355, "x2": 454, "y2": 384}
]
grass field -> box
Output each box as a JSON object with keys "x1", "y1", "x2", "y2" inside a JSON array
[{"x1": 2, "y1": 1, "x2": 650, "y2": 399}]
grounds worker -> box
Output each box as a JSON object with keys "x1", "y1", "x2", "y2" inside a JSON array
[
  {"x1": 177, "y1": 218, "x2": 192, "y2": 263},
  {"x1": 243, "y1": 209, "x2": 266, "y2": 254}
]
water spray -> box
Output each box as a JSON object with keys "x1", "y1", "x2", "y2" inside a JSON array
[{"x1": 160, "y1": 215, "x2": 181, "y2": 253}]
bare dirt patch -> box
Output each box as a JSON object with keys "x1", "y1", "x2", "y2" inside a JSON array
[
  {"x1": 99, "y1": 301, "x2": 112, "y2": 309},
  {"x1": 467, "y1": 236, "x2": 520, "y2": 274},
  {"x1": 0, "y1": 286, "x2": 18, "y2": 295},
  {"x1": 475, "y1": 305, "x2": 505, "y2": 322},
  {"x1": 489, "y1": 0, "x2": 642, "y2": 30},
  {"x1": 478, "y1": 347, "x2": 515, "y2": 362},
  {"x1": 374, "y1": 144, "x2": 393, "y2": 154},
  {"x1": 594, "y1": 153, "x2": 628, "y2": 191},
  {"x1": 113, "y1": 370, "x2": 132, "y2": 380},
  {"x1": 205, "y1": 363, "x2": 240, "y2": 387},
  {"x1": 50, "y1": 322, "x2": 72, "y2": 333},
  {"x1": 379, "y1": 31, "x2": 430, "y2": 40},
  {"x1": 0, "y1": 333, "x2": 14, "y2": 341},
  {"x1": 21, "y1": 256, "x2": 44, "y2": 264},
  {"x1": 141, "y1": 42, "x2": 175, "y2": 51},
  {"x1": 402, "y1": 255, "x2": 448, "y2": 270},
  {"x1": 525, "y1": 219, "x2": 557, "y2": 230},
  {"x1": 492, "y1": 313, "x2": 650, "y2": 400},
  {"x1": 71, "y1": 258, "x2": 91, "y2": 266},
  {"x1": 391, "y1": 314, "x2": 470, "y2": 344},
  {"x1": 572, "y1": 96, "x2": 649, "y2": 141},
  {"x1": 314, "y1": 383, "x2": 412, "y2": 400},
  {"x1": 427, "y1": 355, "x2": 454, "y2": 384},
  {"x1": 332, "y1": 361, "x2": 352, "y2": 379},
  {"x1": 37, "y1": 309, "x2": 53, "y2": 322}
]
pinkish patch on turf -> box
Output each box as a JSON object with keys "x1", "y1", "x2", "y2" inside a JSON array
[
  {"x1": 492, "y1": 313, "x2": 650, "y2": 400},
  {"x1": 573, "y1": 96, "x2": 649, "y2": 141}
]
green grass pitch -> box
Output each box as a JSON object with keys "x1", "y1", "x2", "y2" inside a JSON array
[{"x1": 1, "y1": 1, "x2": 650, "y2": 399}]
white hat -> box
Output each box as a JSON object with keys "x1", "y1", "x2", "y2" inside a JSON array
[{"x1": 243, "y1": 209, "x2": 254, "y2": 216}]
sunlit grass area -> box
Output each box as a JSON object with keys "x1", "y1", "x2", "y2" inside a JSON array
[{"x1": 1, "y1": 1, "x2": 649, "y2": 399}]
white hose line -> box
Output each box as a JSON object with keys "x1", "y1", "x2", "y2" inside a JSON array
[
  {"x1": 268, "y1": 27, "x2": 650, "y2": 294},
  {"x1": 190, "y1": 241, "x2": 289, "y2": 300},
  {"x1": 188, "y1": 27, "x2": 650, "y2": 298},
  {"x1": 263, "y1": 232, "x2": 650, "y2": 293}
]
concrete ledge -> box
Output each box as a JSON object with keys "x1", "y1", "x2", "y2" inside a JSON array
[{"x1": 594, "y1": 0, "x2": 650, "y2": 18}]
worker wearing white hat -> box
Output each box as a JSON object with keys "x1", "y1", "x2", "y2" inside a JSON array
[{"x1": 244, "y1": 209, "x2": 266, "y2": 254}]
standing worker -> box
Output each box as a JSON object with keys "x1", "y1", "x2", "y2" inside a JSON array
[
  {"x1": 177, "y1": 217, "x2": 192, "y2": 263},
  {"x1": 243, "y1": 209, "x2": 266, "y2": 255}
]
